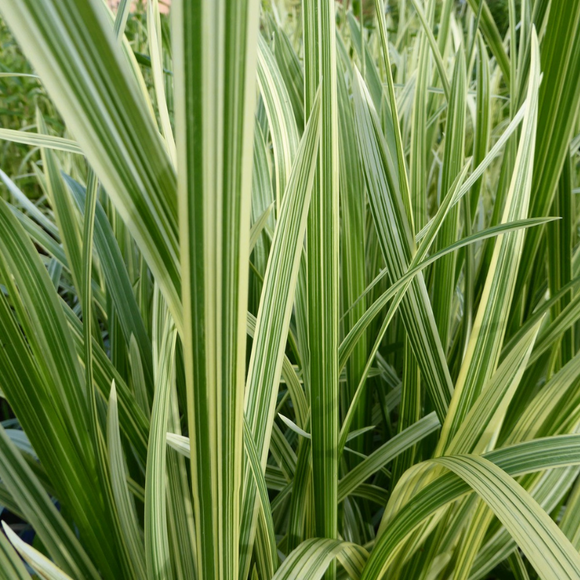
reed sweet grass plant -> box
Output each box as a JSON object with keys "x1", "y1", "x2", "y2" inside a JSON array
[{"x1": 0, "y1": 0, "x2": 579, "y2": 578}]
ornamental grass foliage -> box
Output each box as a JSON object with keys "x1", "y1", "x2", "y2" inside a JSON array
[{"x1": 0, "y1": 0, "x2": 579, "y2": 578}]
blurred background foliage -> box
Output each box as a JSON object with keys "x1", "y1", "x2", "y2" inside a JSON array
[{"x1": 0, "y1": 3, "x2": 161, "y2": 200}]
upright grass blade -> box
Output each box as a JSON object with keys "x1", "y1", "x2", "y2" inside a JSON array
[
  {"x1": 303, "y1": 0, "x2": 340, "y2": 563},
  {"x1": 431, "y1": 51, "x2": 466, "y2": 352},
  {"x1": 249, "y1": 123, "x2": 274, "y2": 314},
  {"x1": 165, "y1": 383, "x2": 197, "y2": 580},
  {"x1": 147, "y1": 0, "x2": 176, "y2": 165},
  {"x1": 374, "y1": 0, "x2": 413, "y2": 234},
  {"x1": 37, "y1": 111, "x2": 83, "y2": 292},
  {"x1": 242, "y1": 422, "x2": 278, "y2": 579},
  {"x1": 407, "y1": 0, "x2": 450, "y2": 101},
  {"x1": 509, "y1": 551, "x2": 532, "y2": 580},
  {"x1": 560, "y1": 475, "x2": 580, "y2": 549},
  {"x1": 406, "y1": 0, "x2": 431, "y2": 231},
  {"x1": 173, "y1": 1, "x2": 260, "y2": 579},
  {"x1": 338, "y1": 54, "x2": 368, "y2": 464},
  {"x1": 272, "y1": 26, "x2": 305, "y2": 132},
  {"x1": 465, "y1": 0, "x2": 510, "y2": 82},
  {"x1": 347, "y1": 12, "x2": 385, "y2": 119},
  {"x1": 145, "y1": 290, "x2": 177, "y2": 580},
  {"x1": 113, "y1": 0, "x2": 131, "y2": 41},
  {"x1": 257, "y1": 34, "x2": 300, "y2": 213},
  {"x1": 107, "y1": 383, "x2": 147, "y2": 580},
  {"x1": 547, "y1": 154, "x2": 574, "y2": 370},
  {"x1": 512, "y1": 0, "x2": 580, "y2": 322},
  {"x1": 81, "y1": 170, "x2": 138, "y2": 580},
  {"x1": 372, "y1": 12, "x2": 422, "y2": 475},
  {"x1": 240, "y1": 95, "x2": 321, "y2": 578},
  {"x1": 470, "y1": 34, "x2": 491, "y2": 223},
  {"x1": 438, "y1": 31, "x2": 541, "y2": 451},
  {"x1": 392, "y1": 340, "x2": 421, "y2": 485}
]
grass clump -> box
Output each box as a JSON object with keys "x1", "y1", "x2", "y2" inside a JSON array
[{"x1": 0, "y1": 0, "x2": 579, "y2": 579}]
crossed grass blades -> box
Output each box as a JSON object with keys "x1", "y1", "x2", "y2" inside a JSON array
[{"x1": 0, "y1": 0, "x2": 579, "y2": 578}]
